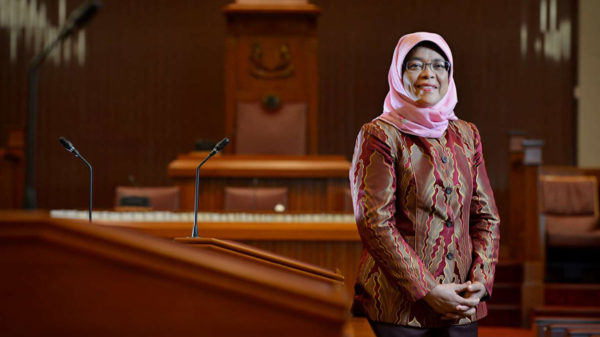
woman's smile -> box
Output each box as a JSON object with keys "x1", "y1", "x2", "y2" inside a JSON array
[
  {"x1": 416, "y1": 83, "x2": 439, "y2": 92},
  {"x1": 402, "y1": 46, "x2": 449, "y2": 107}
]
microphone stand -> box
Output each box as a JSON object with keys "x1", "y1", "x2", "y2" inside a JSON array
[
  {"x1": 191, "y1": 152, "x2": 217, "y2": 238},
  {"x1": 23, "y1": 0, "x2": 102, "y2": 209},
  {"x1": 59, "y1": 137, "x2": 93, "y2": 222},
  {"x1": 191, "y1": 138, "x2": 229, "y2": 238},
  {"x1": 76, "y1": 153, "x2": 93, "y2": 223},
  {"x1": 24, "y1": 37, "x2": 68, "y2": 209}
]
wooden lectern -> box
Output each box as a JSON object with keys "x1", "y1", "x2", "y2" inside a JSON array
[
  {"x1": 0, "y1": 211, "x2": 349, "y2": 336},
  {"x1": 174, "y1": 236, "x2": 344, "y2": 284}
]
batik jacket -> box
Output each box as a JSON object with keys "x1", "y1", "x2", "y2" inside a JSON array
[{"x1": 350, "y1": 118, "x2": 500, "y2": 327}]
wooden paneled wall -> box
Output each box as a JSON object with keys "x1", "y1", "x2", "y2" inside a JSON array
[
  {"x1": 1, "y1": 0, "x2": 232, "y2": 210},
  {"x1": 1, "y1": 1, "x2": 578, "y2": 258}
]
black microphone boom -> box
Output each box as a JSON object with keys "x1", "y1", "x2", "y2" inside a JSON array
[
  {"x1": 191, "y1": 137, "x2": 230, "y2": 238},
  {"x1": 58, "y1": 0, "x2": 102, "y2": 40},
  {"x1": 59, "y1": 137, "x2": 77, "y2": 154},
  {"x1": 59, "y1": 137, "x2": 93, "y2": 223},
  {"x1": 23, "y1": 0, "x2": 102, "y2": 209},
  {"x1": 212, "y1": 137, "x2": 230, "y2": 154}
]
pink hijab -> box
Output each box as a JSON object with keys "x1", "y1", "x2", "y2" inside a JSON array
[{"x1": 378, "y1": 32, "x2": 458, "y2": 138}]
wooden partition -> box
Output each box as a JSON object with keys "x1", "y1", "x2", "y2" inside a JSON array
[
  {"x1": 0, "y1": 210, "x2": 349, "y2": 337},
  {"x1": 167, "y1": 154, "x2": 351, "y2": 211}
]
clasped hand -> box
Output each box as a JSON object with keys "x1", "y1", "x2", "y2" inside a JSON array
[{"x1": 423, "y1": 281, "x2": 486, "y2": 320}]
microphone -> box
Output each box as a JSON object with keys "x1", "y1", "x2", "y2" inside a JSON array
[
  {"x1": 211, "y1": 138, "x2": 230, "y2": 155},
  {"x1": 59, "y1": 137, "x2": 79, "y2": 155},
  {"x1": 57, "y1": 0, "x2": 103, "y2": 41},
  {"x1": 191, "y1": 137, "x2": 229, "y2": 238},
  {"x1": 31, "y1": 0, "x2": 102, "y2": 66},
  {"x1": 59, "y1": 137, "x2": 93, "y2": 223}
]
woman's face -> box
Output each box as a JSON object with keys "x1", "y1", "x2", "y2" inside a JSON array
[{"x1": 402, "y1": 46, "x2": 449, "y2": 107}]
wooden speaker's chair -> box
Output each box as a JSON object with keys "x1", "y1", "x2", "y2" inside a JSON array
[
  {"x1": 235, "y1": 102, "x2": 307, "y2": 155},
  {"x1": 540, "y1": 175, "x2": 600, "y2": 248},
  {"x1": 223, "y1": 4, "x2": 319, "y2": 155},
  {"x1": 115, "y1": 186, "x2": 180, "y2": 211},
  {"x1": 224, "y1": 187, "x2": 288, "y2": 211}
]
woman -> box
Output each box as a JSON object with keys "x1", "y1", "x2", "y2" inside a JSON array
[{"x1": 350, "y1": 32, "x2": 500, "y2": 336}]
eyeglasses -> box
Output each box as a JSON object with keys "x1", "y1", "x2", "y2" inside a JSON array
[{"x1": 405, "y1": 60, "x2": 450, "y2": 73}]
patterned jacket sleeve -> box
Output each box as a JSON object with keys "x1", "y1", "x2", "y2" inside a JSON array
[
  {"x1": 468, "y1": 124, "x2": 501, "y2": 298},
  {"x1": 350, "y1": 123, "x2": 438, "y2": 301}
]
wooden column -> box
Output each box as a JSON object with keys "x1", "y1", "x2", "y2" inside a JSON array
[{"x1": 509, "y1": 135, "x2": 545, "y2": 327}]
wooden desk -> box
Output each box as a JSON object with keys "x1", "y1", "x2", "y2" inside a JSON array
[
  {"x1": 167, "y1": 154, "x2": 351, "y2": 211},
  {"x1": 0, "y1": 210, "x2": 349, "y2": 337}
]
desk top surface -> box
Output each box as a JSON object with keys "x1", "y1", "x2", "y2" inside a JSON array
[
  {"x1": 168, "y1": 154, "x2": 351, "y2": 178},
  {"x1": 0, "y1": 210, "x2": 361, "y2": 241}
]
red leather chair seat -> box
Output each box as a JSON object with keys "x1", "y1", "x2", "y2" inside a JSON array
[
  {"x1": 541, "y1": 175, "x2": 599, "y2": 248},
  {"x1": 115, "y1": 186, "x2": 180, "y2": 211}
]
